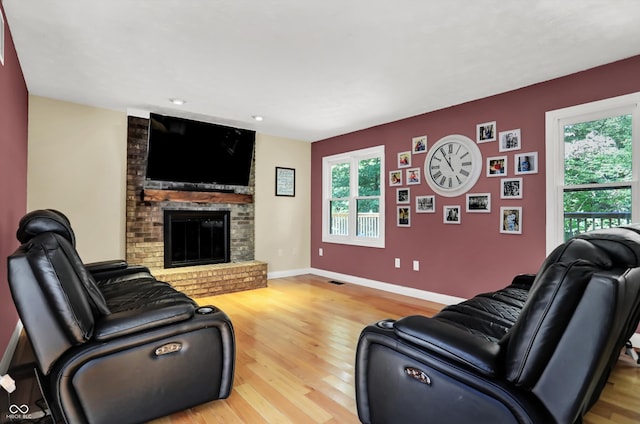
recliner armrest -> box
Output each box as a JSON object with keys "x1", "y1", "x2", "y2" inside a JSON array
[
  {"x1": 94, "y1": 304, "x2": 194, "y2": 341},
  {"x1": 85, "y1": 259, "x2": 129, "y2": 273},
  {"x1": 394, "y1": 315, "x2": 501, "y2": 376}
]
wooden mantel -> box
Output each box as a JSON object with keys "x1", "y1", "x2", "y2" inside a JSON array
[{"x1": 142, "y1": 189, "x2": 253, "y2": 204}]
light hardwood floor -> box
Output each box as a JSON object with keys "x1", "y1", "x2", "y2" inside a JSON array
[{"x1": 151, "y1": 275, "x2": 640, "y2": 424}]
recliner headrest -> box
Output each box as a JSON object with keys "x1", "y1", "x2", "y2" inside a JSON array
[{"x1": 17, "y1": 209, "x2": 76, "y2": 246}]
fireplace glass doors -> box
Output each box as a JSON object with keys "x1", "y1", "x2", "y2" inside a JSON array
[{"x1": 164, "y1": 210, "x2": 230, "y2": 268}]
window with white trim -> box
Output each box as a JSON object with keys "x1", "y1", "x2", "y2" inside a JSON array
[
  {"x1": 545, "y1": 93, "x2": 640, "y2": 254},
  {"x1": 322, "y1": 146, "x2": 385, "y2": 248}
]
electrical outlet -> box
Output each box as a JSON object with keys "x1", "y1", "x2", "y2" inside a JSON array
[
  {"x1": 413, "y1": 260, "x2": 420, "y2": 271},
  {"x1": 319, "y1": 248, "x2": 323, "y2": 256},
  {"x1": 395, "y1": 258, "x2": 401, "y2": 268}
]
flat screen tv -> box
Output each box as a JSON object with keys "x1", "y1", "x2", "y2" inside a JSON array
[{"x1": 145, "y1": 113, "x2": 256, "y2": 188}]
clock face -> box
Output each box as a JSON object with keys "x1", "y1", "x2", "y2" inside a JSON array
[{"x1": 424, "y1": 135, "x2": 482, "y2": 197}]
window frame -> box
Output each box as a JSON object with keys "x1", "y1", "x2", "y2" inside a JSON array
[
  {"x1": 322, "y1": 145, "x2": 385, "y2": 248},
  {"x1": 545, "y1": 92, "x2": 640, "y2": 254}
]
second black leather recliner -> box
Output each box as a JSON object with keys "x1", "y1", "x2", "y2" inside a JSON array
[{"x1": 355, "y1": 226, "x2": 640, "y2": 424}]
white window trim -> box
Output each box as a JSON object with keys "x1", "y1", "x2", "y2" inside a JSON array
[
  {"x1": 545, "y1": 92, "x2": 640, "y2": 254},
  {"x1": 322, "y1": 145, "x2": 385, "y2": 248}
]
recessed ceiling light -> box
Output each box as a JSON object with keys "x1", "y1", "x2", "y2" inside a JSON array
[
  {"x1": 169, "y1": 98, "x2": 186, "y2": 105},
  {"x1": 252, "y1": 115, "x2": 264, "y2": 121}
]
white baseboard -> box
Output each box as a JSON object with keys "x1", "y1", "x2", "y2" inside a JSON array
[
  {"x1": 0, "y1": 320, "x2": 23, "y2": 374},
  {"x1": 308, "y1": 267, "x2": 466, "y2": 306},
  {"x1": 267, "y1": 268, "x2": 313, "y2": 280}
]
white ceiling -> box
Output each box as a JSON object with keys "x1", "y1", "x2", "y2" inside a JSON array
[{"x1": 3, "y1": 1, "x2": 640, "y2": 142}]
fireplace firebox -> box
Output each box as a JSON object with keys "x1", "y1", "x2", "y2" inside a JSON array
[{"x1": 163, "y1": 210, "x2": 230, "y2": 269}]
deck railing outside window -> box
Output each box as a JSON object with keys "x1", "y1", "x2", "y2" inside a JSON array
[
  {"x1": 331, "y1": 213, "x2": 379, "y2": 237},
  {"x1": 564, "y1": 212, "x2": 632, "y2": 240}
]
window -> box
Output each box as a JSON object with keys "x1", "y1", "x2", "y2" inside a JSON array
[
  {"x1": 322, "y1": 146, "x2": 385, "y2": 248},
  {"x1": 545, "y1": 93, "x2": 640, "y2": 253}
]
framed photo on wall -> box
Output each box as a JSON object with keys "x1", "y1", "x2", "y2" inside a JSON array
[
  {"x1": 487, "y1": 156, "x2": 507, "y2": 177},
  {"x1": 397, "y1": 206, "x2": 411, "y2": 227},
  {"x1": 443, "y1": 205, "x2": 461, "y2": 224},
  {"x1": 501, "y1": 178, "x2": 523, "y2": 199},
  {"x1": 514, "y1": 152, "x2": 538, "y2": 174},
  {"x1": 499, "y1": 129, "x2": 521, "y2": 152},
  {"x1": 500, "y1": 207, "x2": 522, "y2": 234},
  {"x1": 396, "y1": 188, "x2": 410, "y2": 204},
  {"x1": 406, "y1": 168, "x2": 421, "y2": 185},
  {"x1": 412, "y1": 135, "x2": 427, "y2": 154},
  {"x1": 466, "y1": 193, "x2": 491, "y2": 213},
  {"x1": 476, "y1": 121, "x2": 496, "y2": 143},
  {"x1": 416, "y1": 195, "x2": 435, "y2": 213},
  {"x1": 389, "y1": 170, "x2": 403, "y2": 186},
  {"x1": 398, "y1": 151, "x2": 411, "y2": 168},
  {"x1": 275, "y1": 167, "x2": 295, "y2": 196}
]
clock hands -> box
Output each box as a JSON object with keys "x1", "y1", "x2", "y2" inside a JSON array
[{"x1": 440, "y1": 149, "x2": 455, "y2": 172}]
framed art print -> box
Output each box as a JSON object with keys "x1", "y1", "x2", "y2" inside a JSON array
[{"x1": 275, "y1": 167, "x2": 295, "y2": 196}]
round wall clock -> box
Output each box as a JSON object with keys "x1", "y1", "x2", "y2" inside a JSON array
[{"x1": 424, "y1": 134, "x2": 482, "y2": 197}]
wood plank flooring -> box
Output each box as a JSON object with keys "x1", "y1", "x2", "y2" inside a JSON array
[{"x1": 150, "y1": 274, "x2": 640, "y2": 424}]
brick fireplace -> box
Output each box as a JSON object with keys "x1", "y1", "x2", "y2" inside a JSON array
[{"x1": 126, "y1": 116, "x2": 267, "y2": 296}]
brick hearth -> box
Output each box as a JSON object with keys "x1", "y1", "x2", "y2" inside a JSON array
[{"x1": 126, "y1": 116, "x2": 266, "y2": 295}]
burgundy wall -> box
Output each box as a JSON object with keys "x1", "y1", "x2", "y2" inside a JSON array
[
  {"x1": 311, "y1": 55, "x2": 640, "y2": 299},
  {"x1": 0, "y1": 5, "x2": 28, "y2": 358}
]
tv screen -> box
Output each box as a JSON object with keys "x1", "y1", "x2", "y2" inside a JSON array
[{"x1": 145, "y1": 113, "x2": 255, "y2": 187}]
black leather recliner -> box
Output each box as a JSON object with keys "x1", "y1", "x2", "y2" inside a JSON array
[
  {"x1": 355, "y1": 226, "x2": 640, "y2": 424},
  {"x1": 7, "y1": 210, "x2": 235, "y2": 424}
]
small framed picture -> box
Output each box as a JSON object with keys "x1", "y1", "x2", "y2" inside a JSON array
[
  {"x1": 275, "y1": 167, "x2": 296, "y2": 196},
  {"x1": 389, "y1": 170, "x2": 403, "y2": 186},
  {"x1": 406, "y1": 167, "x2": 421, "y2": 185},
  {"x1": 396, "y1": 188, "x2": 410, "y2": 204},
  {"x1": 443, "y1": 205, "x2": 461, "y2": 224},
  {"x1": 416, "y1": 195, "x2": 435, "y2": 213},
  {"x1": 501, "y1": 178, "x2": 523, "y2": 199},
  {"x1": 514, "y1": 152, "x2": 538, "y2": 174},
  {"x1": 500, "y1": 207, "x2": 522, "y2": 234},
  {"x1": 487, "y1": 156, "x2": 507, "y2": 177},
  {"x1": 398, "y1": 151, "x2": 411, "y2": 168},
  {"x1": 466, "y1": 193, "x2": 491, "y2": 213},
  {"x1": 412, "y1": 135, "x2": 427, "y2": 154},
  {"x1": 499, "y1": 129, "x2": 521, "y2": 152},
  {"x1": 397, "y1": 206, "x2": 411, "y2": 227},
  {"x1": 476, "y1": 121, "x2": 496, "y2": 143}
]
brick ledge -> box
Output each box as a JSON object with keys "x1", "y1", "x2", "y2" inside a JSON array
[{"x1": 151, "y1": 260, "x2": 268, "y2": 297}]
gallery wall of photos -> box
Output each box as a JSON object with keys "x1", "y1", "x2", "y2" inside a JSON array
[{"x1": 389, "y1": 122, "x2": 537, "y2": 235}]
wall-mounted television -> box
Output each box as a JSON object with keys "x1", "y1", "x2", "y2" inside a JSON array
[{"x1": 145, "y1": 113, "x2": 255, "y2": 189}]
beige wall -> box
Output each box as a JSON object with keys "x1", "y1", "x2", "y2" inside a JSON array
[
  {"x1": 28, "y1": 96, "x2": 311, "y2": 273},
  {"x1": 27, "y1": 96, "x2": 127, "y2": 262},
  {"x1": 255, "y1": 133, "x2": 311, "y2": 275}
]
